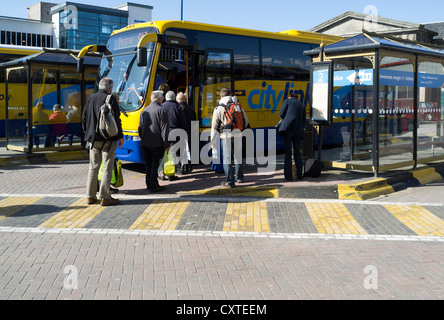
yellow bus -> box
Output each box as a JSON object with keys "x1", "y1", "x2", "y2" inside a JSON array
[
  {"x1": 78, "y1": 20, "x2": 341, "y2": 163},
  {"x1": 0, "y1": 46, "x2": 41, "y2": 136}
]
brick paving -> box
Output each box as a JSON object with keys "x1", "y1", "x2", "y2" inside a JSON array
[
  {"x1": 1, "y1": 153, "x2": 444, "y2": 300},
  {"x1": 0, "y1": 228, "x2": 443, "y2": 300}
]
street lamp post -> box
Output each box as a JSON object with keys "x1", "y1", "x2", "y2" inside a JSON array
[{"x1": 181, "y1": 0, "x2": 184, "y2": 20}]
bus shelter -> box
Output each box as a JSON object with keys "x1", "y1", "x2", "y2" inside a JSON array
[
  {"x1": 304, "y1": 33, "x2": 444, "y2": 176},
  {"x1": 1, "y1": 48, "x2": 100, "y2": 153}
]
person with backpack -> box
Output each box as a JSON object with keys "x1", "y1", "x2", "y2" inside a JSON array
[
  {"x1": 82, "y1": 77, "x2": 124, "y2": 206},
  {"x1": 211, "y1": 88, "x2": 249, "y2": 188},
  {"x1": 278, "y1": 93, "x2": 306, "y2": 181}
]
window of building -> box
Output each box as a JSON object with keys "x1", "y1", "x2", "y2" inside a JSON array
[{"x1": 59, "y1": 9, "x2": 126, "y2": 50}]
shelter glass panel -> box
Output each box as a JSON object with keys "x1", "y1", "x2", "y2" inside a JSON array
[
  {"x1": 323, "y1": 57, "x2": 374, "y2": 165},
  {"x1": 418, "y1": 61, "x2": 444, "y2": 161},
  {"x1": 31, "y1": 67, "x2": 66, "y2": 149},
  {"x1": 60, "y1": 70, "x2": 82, "y2": 147},
  {"x1": 6, "y1": 67, "x2": 28, "y2": 150},
  {"x1": 379, "y1": 56, "x2": 415, "y2": 166}
]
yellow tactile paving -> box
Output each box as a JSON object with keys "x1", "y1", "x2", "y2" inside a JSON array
[
  {"x1": 129, "y1": 200, "x2": 189, "y2": 230},
  {"x1": 305, "y1": 202, "x2": 368, "y2": 235},
  {"x1": 38, "y1": 198, "x2": 106, "y2": 229},
  {"x1": 384, "y1": 205, "x2": 444, "y2": 237},
  {"x1": 223, "y1": 201, "x2": 270, "y2": 233},
  {"x1": 0, "y1": 197, "x2": 42, "y2": 222}
]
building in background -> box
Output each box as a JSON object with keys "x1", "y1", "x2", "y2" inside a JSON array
[
  {"x1": 0, "y1": 16, "x2": 54, "y2": 49},
  {"x1": 27, "y1": 2, "x2": 56, "y2": 22},
  {"x1": 49, "y1": 1, "x2": 153, "y2": 50},
  {"x1": 1, "y1": 1, "x2": 153, "y2": 50},
  {"x1": 309, "y1": 11, "x2": 444, "y2": 46}
]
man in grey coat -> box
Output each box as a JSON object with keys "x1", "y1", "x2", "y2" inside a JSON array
[
  {"x1": 82, "y1": 77, "x2": 124, "y2": 206},
  {"x1": 278, "y1": 93, "x2": 306, "y2": 180},
  {"x1": 138, "y1": 91, "x2": 170, "y2": 192}
]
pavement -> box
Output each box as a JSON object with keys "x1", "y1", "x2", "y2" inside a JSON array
[
  {"x1": 1, "y1": 141, "x2": 444, "y2": 238},
  {"x1": 1, "y1": 138, "x2": 444, "y2": 201},
  {"x1": 1, "y1": 139, "x2": 444, "y2": 301}
]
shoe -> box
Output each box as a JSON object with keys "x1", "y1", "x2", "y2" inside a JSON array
[
  {"x1": 87, "y1": 198, "x2": 97, "y2": 205},
  {"x1": 167, "y1": 176, "x2": 178, "y2": 181},
  {"x1": 100, "y1": 198, "x2": 120, "y2": 206},
  {"x1": 150, "y1": 186, "x2": 166, "y2": 193},
  {"x1": 236, "y1": 178, "x2": 244, "y2": 183},
  {"x1": 221, "y1": 181, "x2": 235, "y2": 188}
]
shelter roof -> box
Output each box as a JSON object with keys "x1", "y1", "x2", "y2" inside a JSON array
[
  {"x1": 304, "y1": 33, "x2": 444, "y2": 59},
  {"x1": 0, "y1": 48, "x2": 101, "y2": 68}
]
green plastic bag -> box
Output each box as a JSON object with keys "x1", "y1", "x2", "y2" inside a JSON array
[
  {"x1": 163, "y1": 151, "x2": 176, "y2": 177},
  {"x1": 98, "y1": 158, "x2": 124, "y2": 187},
  {"x1": 113, "y1": 159, "x2": 124, "y2": 187}
]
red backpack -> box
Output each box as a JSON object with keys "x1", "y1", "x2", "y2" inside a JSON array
[{"x1": 221, "y1": 100, "x2": 245, "y2": 131}]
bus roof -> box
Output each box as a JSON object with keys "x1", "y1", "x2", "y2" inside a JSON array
[
  {"x1": 0, "y1": 46, "x2": 40, "y2": 56},
  {"x1": 112, "y1": 20, "x2": 342, "y2": 45}
]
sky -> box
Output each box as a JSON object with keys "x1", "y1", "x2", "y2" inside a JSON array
[{"x1": 4, "y1": 0, "x2": 444, "y2": 32}]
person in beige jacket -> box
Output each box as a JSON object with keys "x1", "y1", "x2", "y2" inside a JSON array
[{"x1": 210, "y1": 88, "x2": 249, "y2": 188}]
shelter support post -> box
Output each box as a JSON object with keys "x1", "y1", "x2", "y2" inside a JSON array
[{"x1": 372, "y1": 49, "x2": 380, "y2": 177}]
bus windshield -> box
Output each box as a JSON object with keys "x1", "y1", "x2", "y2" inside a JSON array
[{"x1": 98, "y1": 51, "x2": 153, "y2": 112}]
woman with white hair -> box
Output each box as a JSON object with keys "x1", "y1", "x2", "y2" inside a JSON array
[{"x1": 138, "y1": 91, "x2": 170, "y2": 193}]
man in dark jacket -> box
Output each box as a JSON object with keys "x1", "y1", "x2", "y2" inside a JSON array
[
  {"x1": 138, "y1": 90, "x2": 170, "y2": 193},
  {"x1": 278, "y1": 94, "x2": 306, "y2": 180},
  {"x1": 162, "y1": 91, "x2": 188, "y2": 178},
  {"x1": 82, "y1": 77, "x2": 124, "y2": 206}
]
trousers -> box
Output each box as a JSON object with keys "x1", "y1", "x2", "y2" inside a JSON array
[
  {"x1": 87, "y1": 140, "x2": 117, "y2": 200},
  {"x1": 282, "y1": 132, "x2": 302, "y2": 180}
]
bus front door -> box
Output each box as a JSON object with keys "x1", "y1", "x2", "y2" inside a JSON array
[{"x1": 199, "y1": 49, "x2": 234, "y2": 129}]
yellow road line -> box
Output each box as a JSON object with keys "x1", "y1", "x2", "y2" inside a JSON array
[
  {"x1": 38, "y1": 198, "x2": 106, "y2": 229},
  {"x1": 129, "y1": 200, "x2": 189, "y2": 230},
  {"x1": 223, "y1": 201, "x2": 270, "y2": 233},
  {"x1": 305, "y1": 202, "x2": 368, "y2": 235},
  {"x1": 0, "y1": 197, "x2": 42, "y2": 222},
  {"x1": 180, "y1": 186, "x2": 278, "y2": 198},
  {"x1": 384, "y1": 205, "x2": 444, "y2": 237}
]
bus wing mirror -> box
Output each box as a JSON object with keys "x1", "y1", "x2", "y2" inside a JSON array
[
  {"x1": 137, "y1": 47, "x2": 148, "y2": 67},
  {"x1": 77, "y1": 44, "x2": 107, "y2": 59},
  {"x1": 136, "y1": 33, "x2": 166, "y2": 67},
  {"x1": 76, "y1": 44, "x2": 106, "y2": 73}
]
